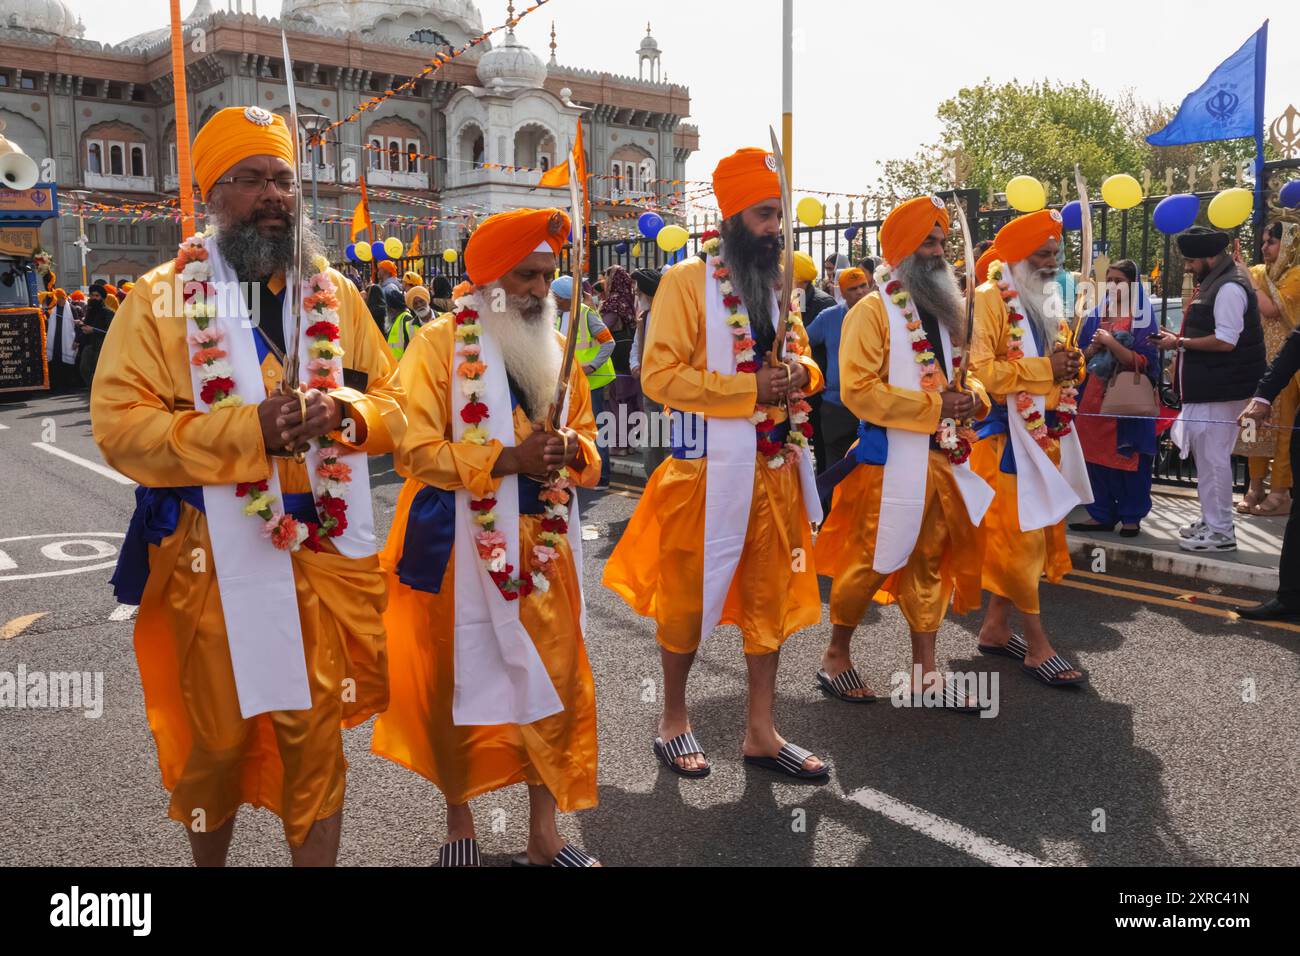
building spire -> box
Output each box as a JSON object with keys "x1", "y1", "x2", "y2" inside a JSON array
[
  {"x1": 506, "y1": 1, "x2": 517, "y2": 37},
  {"x1": 549, "y1": 21, "x2": 557, "y2": 65}
]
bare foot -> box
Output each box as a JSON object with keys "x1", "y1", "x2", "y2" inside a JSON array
[
  {"x1": 820, "y1": 645, "x2": 875, "y2": 699},
  {"x1": 657, "y1": 715, "x2": 708, "y2": 773},
  {"x1": 742, "y1": 730, "x2": 825, "y2": 773}
]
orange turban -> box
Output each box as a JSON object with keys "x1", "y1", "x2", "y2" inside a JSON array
[
  {"x1": 377, "y1": 260, "x2": 398, "y2": 277},
  {"x1": 974, "y1": 247, "x2": 999, "y2": 286},
  {"x1": 53, "y1": 289, "x2": 66, "y2": 303},
  {"x1": 464, "y1": 207, "x2": 570, "y2": 286},
  {"x1": 712, "y1": 147, "x2": 780, "y2": 220},
  {"x1": 994, "y1": 209, "x2": 1063, "y2": 263},
  {"x1": 103, "y1": 284, "x2": 119, "y2": 298},
  {"x1": 880, "y1": 195, "x2": 949, "y2": 265},
  {"x1": 69, "y1": 290, "x2": 84, "y2": 302},
  {"x1": 838, "y1": 267, "x2": 869, "y2": 292},
  {"x1": 192, "y1": 106, "x2": 296, "y2": 200}
]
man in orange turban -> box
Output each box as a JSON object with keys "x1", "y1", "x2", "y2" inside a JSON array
[
  {"x1": 967, "y1": 208, "x2": 1090, "y2": 689},
  {"x1": 604, "y1": 146, "x2": 831, "y2": 782},
  {"x1": 814, "y1": 196, "x2": 994, "y2": 711},
  {"x1": 91, "y1": 104, "x2": 405, "y2": 865},
  {"x1": 372, "y1": 205, "x2": 605, "y2": 867}
]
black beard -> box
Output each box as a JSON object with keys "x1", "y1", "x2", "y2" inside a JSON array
[
  {"x1": 212, "y1": 206, "x2": 324, "y2": 283},
  {"x1": 720, "y1": 215, "x2": 781, "y2": 347}
]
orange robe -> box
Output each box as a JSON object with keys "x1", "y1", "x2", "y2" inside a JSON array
[
  {"x1": 815, "y1": 292, "x2": 990, "y2": 632},
  {"x1": 968, "y1": 280, "x2": 1073, "y2": 615},
  {"x1": 370, "y1": 318, "x2": 601, "y2": 812},
  {"x1": 602, "y1": 257, "x2": 824, "y2": 655},
  {"x1": 91, "y1": 263, "x2": 404, "y2": 846}
]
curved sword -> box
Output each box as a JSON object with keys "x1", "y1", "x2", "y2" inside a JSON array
[
  {"x1": 948, "y1": 191, "x2": 977, "y2": 393},
  {"x1": 280, "y1": 30, "x2": 307, "y2": 394},
  {"x1": 768, "y1": 126, "x2": 794, "y2": 364},
  {"x1": 549, "y1": 148, "x2": 585, "y2": 432},
  {"x1": 1069, "y1": 163, "x2": 1093, "y2": 343}
]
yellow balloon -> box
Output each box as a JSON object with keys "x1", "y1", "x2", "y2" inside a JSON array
[
  {"x1": 631, "y1": 242, "x2": 643, "y2": 258},
  {"x1": 384, "y1": 237, "x2": 405, "y2": 259},
  {"x1": 442, "y1": 248, "x2": 458, "y2": 264},
  {"x1": 1101, "y1": 174, "x2": 1143, "y2": 211},
  {"x1": 354, "y1": 241, "x2": 373, "y2": 262},
  {"x1": 1006, "y1": 175, "x2": 1046, "y2": 213},
  {"x1": 1207, "y1": 187, "x2": 1253, "y2": 229},
  {"x1": 796, "y1": 196, "x2": 825, "y2": 227},
  {"x1": 656, "y1": 224, "x2": 688, "y2": 253}
]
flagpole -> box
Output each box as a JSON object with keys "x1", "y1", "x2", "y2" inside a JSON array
[
  {"x1": 781, "y1": 0, "x2": 793, "y2": 185},
  {"x1": 1252, "y1": 19, "x2": 1269, "y2": 255},
  {"x1": 168, "y1": 0, "x2": 196, "y2": 236}
]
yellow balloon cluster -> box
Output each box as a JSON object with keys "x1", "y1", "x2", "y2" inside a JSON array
[
  {"x1": 656, "y1": 224, "x2": 689, "y2": 253},
  {"x1": 1101, "y1": 174, "x2": 1143, "y2": 210},
  {"x1": 1208, "y1": 188, "x2": 1253, "y2": 229},
  {"x1": 1006, "y1": 175, "x2": 1046, "y2": 212},
  {"x1": 384, "y1": 236, "x2": 404, "y2": 259},
  {"x1": 355, "y1": 242, "x2": 374, "y2": 263},
  {"x1": 443, "y1": 248, "x2": 459, "y2": 264}
]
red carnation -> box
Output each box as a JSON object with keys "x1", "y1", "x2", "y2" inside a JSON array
[
  {"x1": 200, "y1": 376, "x2": 236, "y2": 405},
  {"x1": 318, "y1": 495, "x2": 348, "y2": 520},
  {"x1": 235, "y1": 480, "x2": 268, "y2": 498},
  {"x1": 737, "y1": 360, "x2": 759, "y2": 374},
  {"x1": 885, "y1": 280, "x2": 901, "y2": 295},
  {"x1": 911, "y1": 340, "x2": 929, "y2": 352},
  {"x1": 305, "y1": 321, "x2": 339, "y2": 341},
  {"x1": 307, "y1": 375, "x2": 338, "y2": 392},
  {"x1": 469, "y1": 497, "x2": 497, "y2": 512},
  {"x1": 757, "y1": 438, "x2": 784, "y2": 458},
  {"x1": 302, "y1": 523, "x2": 325, "y2": 552},
  {"x1": 455, "y1": 309, "x2": 479, "y2": 324},
  {"x1": 723, "y1": 295, "x2": 742, "y2": 309},
  {"x1": 460, "y1": 401, "x2": 489, "y2": 424},
  {"x1": 541, "y1": 517, "x2": 567, "y2": 534},
  {"x1": 701, "y1": 229, "x2": 720, "y2": 242},
  {"x1": 518, "y1": 576, "x2": 535, "y2": 598},
  {"x1": 799, "y1": 422, "x2": 814, "y2": 438}
]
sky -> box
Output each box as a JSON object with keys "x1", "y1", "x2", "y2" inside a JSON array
[{"x1": 66, "y1": 1, "x2": 1300, "y2": 204}]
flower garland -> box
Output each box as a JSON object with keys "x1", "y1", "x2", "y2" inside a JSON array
[
  {"x1": 453, "y1": 298, "x2": 571, "y2": 601},
  {"x1": 709, "y1": 256, "x2": 813, "y2": 470},
  {"x1": 989, "y1": 261, "x2": 1077, "y2": 451},
  {"x1": 176, "y1": 232, "x2": 352, "y2": 553},
  {"x1": 877, "y1": 263, "x2": 975, "y2": 465}
]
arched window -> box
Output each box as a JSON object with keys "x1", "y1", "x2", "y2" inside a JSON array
[
  {"x1": 109, "y1": 144, "x2": 124, "y2": 176},
  {"x1": 130, "y1": 145, "x2": 146, "y2": 177},
  {"x1": 388, "y1": 139, "x2": 401, "y2": 172},
  {"x1": 87, "y1": 143, "x2": 103, "y2": 174},
  {"x1": 370, "y1": 138, "x2": 383, "y2": 170}
]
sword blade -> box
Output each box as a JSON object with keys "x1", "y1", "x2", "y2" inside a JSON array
[
  {"x1": 768, "y1": 126, "x2": 794, "y2": 363},
  {"x1": 1070, "y1": 163, "x2": 1093, "y2": 342},
  {"x1": 281, "y1": 30, "x2": 307, "y2": 392},
  {"x1": 550, "y1": 149, "x2": 584, "y2": 430},
  {"x1": 948, "y1": 191, "x2": 977, "y2": 392}
]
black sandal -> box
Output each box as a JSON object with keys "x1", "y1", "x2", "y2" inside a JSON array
[
  {"x1": 977, "y1": 632, "x2": 1028, "y2": 660},
  {"x1": 654, "y1": 731, "x2": 710, "y2": 778},
  {"x1": 435, "y1": 837, "x2": 482, "y2": 868},
  {"x1": 743, "y1": 742, "x2": 831, "y2": 781},
  {"x1": 911, "y1": 683, "x2": 987, "y2": 714},
  {"x1": 511, "y1": 844, "x2": 600, "y2": 867},
  {"x1": 1022, "y1": 654, "x2": 1088, "y2": 687},
  {"x1": 816, "y1": 667, "x2": 877, "y2": 703}
]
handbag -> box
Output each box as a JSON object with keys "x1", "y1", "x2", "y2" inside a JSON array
[{"x1": 1100, "y1": 367, "x2": 1160, "y2": 418}]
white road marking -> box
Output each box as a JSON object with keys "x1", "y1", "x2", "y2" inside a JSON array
[
  {"x1": 30, "y1": 442, "x2": 134, "y2": 485},
  {"x1": 0, "y1": 421, "x2": 9, "y2": 429},
  {"x1": 0, "y1": 533, "x2": 125, "y2": 582},
  {"x1": 845, "y1": 786, "x2": 1047, "y2": 867},
  {"x1": 109, "y1": 604, "x2": 137, "y2": 622}
]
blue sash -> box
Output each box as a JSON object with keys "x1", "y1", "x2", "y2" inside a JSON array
[{"x1": 111, "y1": 485, "x2": 319, "y2": 605}]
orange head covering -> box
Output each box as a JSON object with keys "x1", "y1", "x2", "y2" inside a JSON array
[
  {"x1": 69, "y1": 289, "x2": 84, "y2": 302},
  {"x1": 192, "y1": 106, "x2": 296, "y2": 201},
  {"x1": 712, "y1": 147, "x2": 780, "y2": 220},
  {"x1": 403, "y1": 270, "x2": 422, "y2": 288},
  {"x1": 119, "y1": 281, "x2": 135, "y2": 295},
  {"x1": 452, "y1": 280, "x2": 474, "y2": 300},
  {"x1": 994, "y1": 209, "x2": 1063, "y2": 263},
  {"x1": 838, "y1": 267, "x2": 869, "y2": 292},
  {"x1": 103, "y1": 284, "x2": 119, "y2": 298},
  {"x1": 463, "y1": 207, "x2": 570, "y2": 286},
  {"x1": 974, "y1": 247, "x2": 999, "y2": 286},
  {"x1": 377, "y1": 260, "x2": 398, "y2": 277},
  {"x1": 106, "y1": 293, "x2": 120, "y2": 311},
  {"x1": 880, "y1": 195, "x2": 950, "y2": 265}
]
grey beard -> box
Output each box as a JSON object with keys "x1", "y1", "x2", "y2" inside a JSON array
[
  {"x1": 719, "y1": 240, "x2": 779, "y2": 340},
  {"x1": 1010, "y1": 260, "x2": 1063, "y2": 348},
  {"x1": 212, "y1": 209, "x2": 325, "y2": 284},
  {"x1": 895, "y1": 254, "x2": 965, "y2": 343},
  {"x1": 480, "y1": 286, "x2": 560, "y2": 421}
]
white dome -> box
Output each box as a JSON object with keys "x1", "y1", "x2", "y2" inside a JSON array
[
  {"x1": 475, "y1": 30, "x2": 546, "y2": 92},
  {"x1": 1, "y1": 0, "x2": 84, "y2": 36},
  {"x1": 282, "y1": 0, "x2": 484, "y2": 41}
]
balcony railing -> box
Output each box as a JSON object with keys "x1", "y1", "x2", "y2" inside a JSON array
[
  {"x1": 301, "y1": 162, "x2": 336, "y2": 184},
  {"x1": 366, "y1": 168, "x2": 428, "y2": 189},
  {"x1": 84, "y1": 171, "x2": 155, "y2": 192}
]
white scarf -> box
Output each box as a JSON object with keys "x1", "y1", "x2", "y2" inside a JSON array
[
  {"x1": 698, "y1": 256, "x2": 821, "y2": 643},
  {"x1": 874, "y1": 287, "x2": 993, "y2": 573},
  {"x1": 46, "y1": 302, "x2": 76, "y2": 363},
  {"x1": 182, "y1": 244, "x2": 375, "y2": 718},
  {"x1": 449, "y1": 293, "x2": 582, "y2": 726},
  {"x1": 1000, "y1": 266, "x2": 1093, "y2": 531}
]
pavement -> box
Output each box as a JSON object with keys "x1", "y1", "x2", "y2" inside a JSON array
[{"x1": 3, "y1": 389, "x2": 1299, "y2": 868}]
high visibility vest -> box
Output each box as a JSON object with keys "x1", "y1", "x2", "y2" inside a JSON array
[
  {"x1": 386, "y1": 310, "x2": 421, "y2": 360},
  {"x1": 557, "y1": 303, "x2": 615, "y2": 390}
]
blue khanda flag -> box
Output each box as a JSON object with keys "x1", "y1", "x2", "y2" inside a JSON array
[{"x1": 1147, "y1": 22, "x2": 1268, "y2": 146}]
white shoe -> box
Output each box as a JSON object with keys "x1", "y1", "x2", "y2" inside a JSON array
[
  {"x1": 1178, "y1": 528, "x2": 1237, "y2": 552},
  {"x1": 1178, "y1": 519, "x2": 1207, "y2": 539}
]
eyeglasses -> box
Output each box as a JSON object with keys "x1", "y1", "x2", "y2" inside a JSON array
[{"x1": 213, "y1": 175, "x2": 298, "y2": 196}]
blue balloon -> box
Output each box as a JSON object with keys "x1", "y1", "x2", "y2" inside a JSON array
[
  {"x1": 638, "y1": 212, "x2": 665, "y2": 239},
  {"x1": 615, "y1": 241, "x2": 629, "y2": 254},
  {"x1": 1060, "y1": 200, "x2": 1083, "y2": 231},
  {"x1": 844, "y1": 225, "x2": 859, "y2": 242},
  {"x1": 371, "y1": 240, "x2": 388, "y2": 262},
  {"x1": 1153, "y1": 193, "x2": 1200, "y2": 235},
  {"x1": 345, "y1": 242, "x2": 357, "y2": 262},
  {"x1": 1280, "y1": 180, "x2": 1300, "y2": 209}
]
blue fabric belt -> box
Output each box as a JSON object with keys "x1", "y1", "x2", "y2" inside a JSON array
[
  {"x1": 111, "y1": 485, "x2": 318, "y2": 605},
  {"x1": 395, "y1": 474, "x2": 546, "y2": 595}
]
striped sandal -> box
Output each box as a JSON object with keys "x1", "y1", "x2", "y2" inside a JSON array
[
  {"x1": 1022, "y1": 654, "x2": 1088, "y2": 688},
  {"x1": 816, "y1": 667, "x2": 877, "y2": 703},
  {"x1": 511, "y1": 844, "x2": 600, "y2": 868},
  {"x1": 743, "y1": 742, "x2": 831, "y2": 781},
  {"x1": 654, "y1": 731, "x2": 710, "y2": 778},
  {"x1": 911, "y1": 683, "x2": 987, "y2": 714},
  {"x1": 977, "y1": 633, "x2": 1029, "y2": 660},
  {"x1": 434, "y1": 837, "x2": 482, "y2": 868}
]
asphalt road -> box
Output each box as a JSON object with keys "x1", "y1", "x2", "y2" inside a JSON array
[{"x1": 1, "y1": 389, "x2": 1298, "y2": 867}]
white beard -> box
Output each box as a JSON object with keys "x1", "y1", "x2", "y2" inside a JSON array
[
  {"x1": 479, "y1": 291, "x2": 561, "y2": 421},
  {"x1": 1010, "y1": 259, "x2": 1063, "y2": 349}
]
